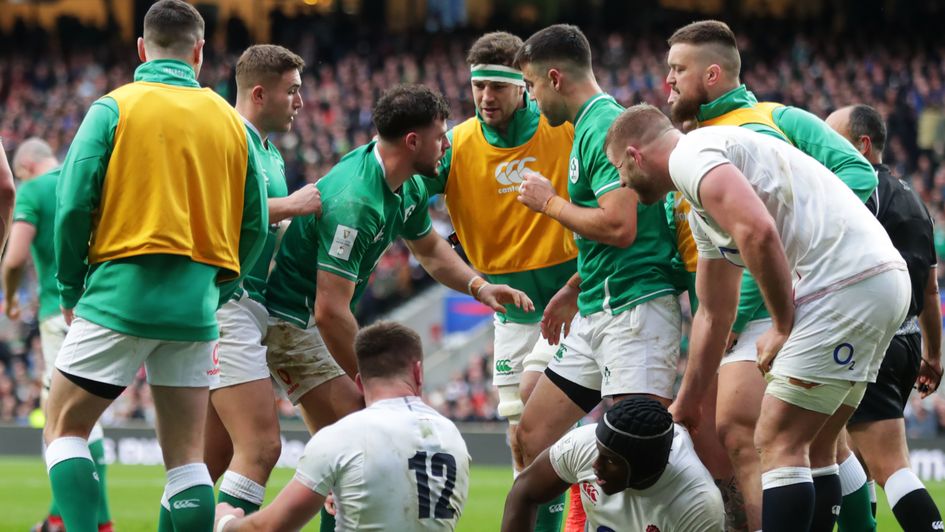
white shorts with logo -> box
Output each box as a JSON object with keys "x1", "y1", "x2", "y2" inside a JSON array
[
  {"x1": 721, "y1": 318, "x2": 771, "y2": 366},
  {"x1": 546, "y1": 295, "x2": 681, "y2": 399},
  {"x1": 39, "y1": 314, "x2": 69, "y2": 393},
  {"x1": 492, "y1": 317, "x2": 558, "y2": 387},
  {"x1": 211, "y1": 295, "x2": 271, "y2": 391},
  {"x1": 771, "y1": 267, "x2": 910, "y2": 385},
  {"x1": 265, "y1": 317, "x2": 346, "y2": 404},
  {"x1": 55, "y1": 317, "x2": 219, "y2": 388}
]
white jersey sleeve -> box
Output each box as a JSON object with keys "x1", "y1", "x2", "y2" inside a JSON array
[
  {"x1": 668, "y1": 133, "x2": 732, "y2": 210},
  {"x1": 687, "y1": 210, "x2": 723, "y2": 260},
  {"x1": 294, "y1": 424, "x2": 354, "y2": 496},
  {"x1": 548, "y1": 425, "x2": 598, "y2": 484}
]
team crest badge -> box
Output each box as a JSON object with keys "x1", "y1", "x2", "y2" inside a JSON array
[{"x1": 569, "y1": 157, "x2": 579, "y2": 183}]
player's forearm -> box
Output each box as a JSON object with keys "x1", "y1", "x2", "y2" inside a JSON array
[
  {"x1": 315, "y1": 303, "x2": 360, "y2": 378},
  {"x1": 408, "y1": 233, "x2": 480, "y2": 294},
  {"x1": 267, "y1": 196, "x2": 297, "y2": 224},
  {"x1": 919, "y1": 268, "x2": 942, "y2": 361},
  {"x1": 548, "y1": 201, "x2": 635, "y2": 247},
  {"x1": 500, "y1": 492, "x2": 540, "y2": 532},
  {"x1": 55, "y1": 204, "x2": 92, "y2": 309},
  {"x1": 1, "y1": 263, "x2": 24, "y2": 307},
  {"x1": 736, "y1": 223, "x2": 794, "y2": 332},
  {"x1": 677, "y1": 307, "x2": 733, "y2": 404}
]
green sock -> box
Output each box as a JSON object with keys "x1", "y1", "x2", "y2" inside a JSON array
[
  {"x1": 157, "y1": 501, "x2": 174, "y2": 532},
  {"x1": 88, "y1": 439, "x2": 111, "y2": 525},
  {"x1": 48, "y1": 457, "x2": 100, "y2": 532},
  {"x1": 168, "y1": 485, "x2": 215, "y2": 532},
  {"x1": 219, "y1": 490, "x2": 261, "y2": 515},
  {"x1": 319, "y1": 507, "x2": 336, "y2": 531},
  {"x1": 534, "y1": 493, "x2": 565, "y2": 532},
  {"x1": 48, "y1": 498, "x2": 60, "y2": 518},
  {"x1": 837, "y1": 482, "x2": 877, "y2": 532}
]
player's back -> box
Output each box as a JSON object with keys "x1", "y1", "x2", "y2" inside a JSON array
[
  {"x1": 671, "y1": 126, "x2": 903, "y2": 302},
  {"x1": 296, "y1": 396, "x2": 470, "y2": 531}
]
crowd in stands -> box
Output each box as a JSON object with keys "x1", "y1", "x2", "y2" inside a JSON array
[{"x1": 2, "y1": 12, "x2": 945, "y2": 425}]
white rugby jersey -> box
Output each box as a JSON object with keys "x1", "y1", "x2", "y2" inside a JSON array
[
  {"x1": 294, "y1": 396, "x2": 470, "y2": 531},
  {"x1": 549, "y1": 424, "x2": 724, "y2": 532},
  {"x1": 671, "y1": 126, "x2": 904, "y2": 304}
]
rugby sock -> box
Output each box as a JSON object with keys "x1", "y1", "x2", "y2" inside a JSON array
[
  {"x1": 811, "y1": 465, "x2": 842, "y2": 532},
  {"x1": 42, "y1": 437, "x2": 61, "y2": 524},
  {"x1": 761, "y1": 467, "x2": 814, "y2": 532},
  {"x1": 564, "y1": 483, "x2": 586, "y2": 532},
  {"x1": 319, "y1": 508, "x2": 336, "y2": 531},
  {"x1": 885, "y1": 468, "x2": 943, "y2": 531},
  {"x1": 165, "y1": 463, "x2": 215, "y2": 532},
  {"x1": 868, "y1": 480, "x2": 877, "y2": 516},
  {"x1": 534, "y1": 493, "x2": 565, "y2": 532},
  {"x1": 46, "y1": 437, "x2": 99, "y2": 532},
  {"x1": 88, "y1": 424, "x2": 112, "y2": 527},
  {"x1": 837, "y1": 454, "x2": 875, "y2": 532},
  {"x1": 157, "y1": 490, "x2": 173, "y2": 532},
  {"x1": 219, "y1": 470, "x2": 265, "y2": 514}
]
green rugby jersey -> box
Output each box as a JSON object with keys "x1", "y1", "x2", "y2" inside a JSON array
[
  {"x1": 56, "y1": 59, "x2": 268, "y2": 342},
  {"x1": 421, "y1": 95, "x2": 578, "y2": 324},
  {"x1": 568, "y1": 94, "x2": 676, "y2": 317},
  {"x1": 237, "y1": 119, "x2": 289, "y2": 304},
  {"x1": 12, "y1": 168, "x2": 60, "y2": 321},
  {"x1": 695, "y1": 85, "x2": 877, "y2": 332},
  {"x1": 265, "y1": 141, "x2": 434, "y2": 328}
]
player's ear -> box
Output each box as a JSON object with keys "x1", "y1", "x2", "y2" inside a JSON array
[
  {"x1": 404, "y1": 131, "x2": 420, "y2": 152},
  {"x1": 548, "y1": 68, "x2": 562, "y2": 91},
  {"x1": 705, "y1": 63, "x2": 721, "y2": 86},
  {"x1": 355, "y1": 374, "x2": 365, "y2": 395},
  {"x1": 252, "y1": 85, "x2": 266, "y2": 105},
  {"x1": 413, "y1": 360, "x2": 423, "y2": 389},
  {"x1": 137, "y1": 37, "x2": 147, "y2": 63}
]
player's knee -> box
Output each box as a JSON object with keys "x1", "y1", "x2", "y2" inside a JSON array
[
  {"x1": 717, "y1": 420, "x2": 754, "y2": 462},
  {"x1": 256, "y1": 434, "x2": 283, "y2": 472}
]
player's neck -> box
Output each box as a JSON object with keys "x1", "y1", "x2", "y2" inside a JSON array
[
  {"x1": 235, "y1": 104, "x2": 271, "y2": 145},
  {"x1": 375, "y1": 141, "x2": 413, "y2": 191},
  {"x1": 363, "y1": 381, "x2": 421, "y2": 406},
  {"x1": 566, "y1": 79, "x2": 605, "y2": 123},
  {"x1": 706, "y1": 79, "x2": 740, "y2": 102},
  {"x1": 32, "y1": 159, "x2": 58, "y2": 176}
]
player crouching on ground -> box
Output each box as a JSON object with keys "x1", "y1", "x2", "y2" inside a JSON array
[{"x1": 502, "y1": 397, "x2": 724, "y2": 531}]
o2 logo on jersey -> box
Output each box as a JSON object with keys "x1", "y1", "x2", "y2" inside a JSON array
[
  {"x1": 833, "y1": 343, "x2": 856, "y2": 370},
  {"x1": 569, "y1": 157, "x2": 580, "y2": 183},
  {"x1": 645, "y1": 526, "x2": 662, "y2": 532}
]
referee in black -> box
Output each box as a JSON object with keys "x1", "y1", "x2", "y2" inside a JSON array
[{"x1": 827, "y1": 104, "x2": 943, "y2": 532}]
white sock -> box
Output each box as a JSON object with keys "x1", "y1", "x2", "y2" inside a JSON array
[
  {"x1": 220, "y1": 470, "x2": 265, "y2": 506},
  {"x1": 166, "y1": 463, "x2": 213, "y2": 500},
  {"x1": 868, "y1": 480, "x2": 877, "y2": 504},
  {"x1": 838, "y1": 454, "x2": 868, "y2": 497},
  {"x1": 45, "y1": 436, "x2": 92, "y2": 471},
  {"x1": 885, "y1": 468, "x2": 925, "y2": 508},
  {"x1": 762, "y1": 466, "x2": 813, "y2": 489}
]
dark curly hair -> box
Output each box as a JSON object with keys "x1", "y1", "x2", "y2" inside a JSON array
[{"x1": 373, "y1": 84, "x2": 451, "y2": 141}]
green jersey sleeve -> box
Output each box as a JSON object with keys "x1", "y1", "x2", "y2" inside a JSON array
[
  {"x1": 13, "y1": 181, "x2": 41, "y2": 226},
  {"x1": 402, "y1": 187, "x2": 434, "y2": 241},
  {"x1": 55, "y1": 97, "x2": 118, "y2": 309},
  {"x1": 316, "y1": 200, "x2": 382, "y2": 282},
  {"x1": 584, "y1": 127, "x2": 622, "y2": 198},
  {"x1": 773, "y1": 106, "x2": 877, "y2": 202}
]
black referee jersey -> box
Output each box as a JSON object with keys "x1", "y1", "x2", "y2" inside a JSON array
[{"x1": 865, "y1": 164, "x2": 937, "y2": 318}]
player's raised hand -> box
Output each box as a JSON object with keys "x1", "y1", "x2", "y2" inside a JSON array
[
  {"x1": 755, "y1": 326, "x2": 790, "y2": 375},
  {"x1": 516, "y1": 171, "x2": 556, "y2": 212},
  {"x1": 288, "y1": 183, "x2": 322, "y2": 217},
  {"x1": 214, "y1": 502, "x2": 245, "y2": 531},
  {"x1": 916, "y1": 357, "x2": 943, "y2": 398},
  {"x1": 541, "y1": 283, "x2": 579, "y2": 345},
  {"x1": 477, "y1": 283, "x2": 534, "y2": 314}
]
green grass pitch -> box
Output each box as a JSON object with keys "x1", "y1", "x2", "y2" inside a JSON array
[{"x1": 0, "y1": 457, "x2": 941, "y2": 530}]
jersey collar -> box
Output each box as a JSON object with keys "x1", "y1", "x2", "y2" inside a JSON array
[
  {"x1": 696, "y1": 84, "x2": 757, "y2": 123},
  {"x1": 133, "y1": 59, "x2": 200, "y2": 88},
  {"x1": 573, "y1": 93, "x2": 615, "y2": 128}
]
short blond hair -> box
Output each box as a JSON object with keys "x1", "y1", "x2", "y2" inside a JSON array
[{"x1": 236, "y1": 44, "x2": 305, "y2": 91}]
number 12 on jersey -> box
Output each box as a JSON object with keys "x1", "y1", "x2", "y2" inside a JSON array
[{"x1": 408, "y1": 451, "x2": 457, "y2": 519}]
